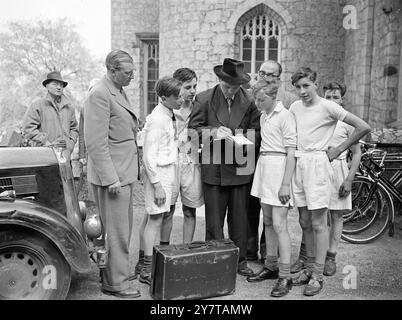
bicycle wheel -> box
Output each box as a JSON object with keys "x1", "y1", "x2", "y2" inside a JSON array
[{"x1": 342, "y1": 176, "x2": 393, "y2": 244}]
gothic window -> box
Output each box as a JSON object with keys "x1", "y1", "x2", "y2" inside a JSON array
[
  {"x1": 240, "y1": 15, "x2": 281, "y2": 77},
  {"x1": 143, "y1": 41, "x2": 159, "y2": 114}
]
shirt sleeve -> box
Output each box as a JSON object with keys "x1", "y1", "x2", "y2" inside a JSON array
[
  {"x1": 281, "y1": 111, "x2": 297, "y2": 148},
  {"x1": 142, "y1": 115, "x2": 164, "y2": 184},
  {"x1": 327, "y1": 100, "x2": 348, "y2": 122}
]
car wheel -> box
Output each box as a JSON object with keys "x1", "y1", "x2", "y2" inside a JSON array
[{"x1": 0, "y1": 229, "x2": 71, "y2": 300}]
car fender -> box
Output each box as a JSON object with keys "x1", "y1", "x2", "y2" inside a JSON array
[{"x1": 0, "y1": 199, "x2": 91, "y2": 273}]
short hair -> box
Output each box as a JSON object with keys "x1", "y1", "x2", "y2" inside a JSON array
[
  {"x1": 173, "y1": 68, "x2": 197, "y2": 83},
  {"x1": 155, "y1": 77, "x2": 182, "y2": 98},
  {"x1": 105, "y1": 50, "x2": 133, "y2": 71},
  {"x1": 252, "y1": 79, "x2": 279, "y2": 99},
  {"x1": 291, "y1": 67, "x2": 317, "y2": 86},
  {"x1": 323, "y1": 82, "x2": 347, "y2": 97},
  {"x1": 261, "y1": 60, "x2": 283, "y2": 76}
]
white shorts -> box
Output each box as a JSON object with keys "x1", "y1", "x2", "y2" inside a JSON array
[
  {"x1": 292, "y1": 151, "x2": 334, "y2": 210},
  {"x1": 329, "y1": 159, "x2": 352, "y2": 210},
  {"x1": 178, "y1": 154, "x2": 204, "y2": 208},
  {"x1": 251, "y1": 155, "x2": 293, "y2": 207},
  {"x1": 144, "y1": 163, "x2": 179, "y2": 215}
]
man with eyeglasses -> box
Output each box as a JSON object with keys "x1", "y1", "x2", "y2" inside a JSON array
[
  {"x1": 246, "y1": 60, "x2": 298, "y2": 271},
  {"x1": 84, "y1": 50, "x2": 141, "y2": 299}
]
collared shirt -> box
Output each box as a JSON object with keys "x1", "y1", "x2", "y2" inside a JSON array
[
  {"x1": 260, "y1": 101, "x2": 297, "y2": 153},
  {"x1": 23, "y1": 93, "x2": 78, "y2": 151},
  {"x1": 289, "y1": 97, "x2": 348, "y2": 152},
  {"x1": 143, "y1": 103, "x2": 178, "y2": 184}
]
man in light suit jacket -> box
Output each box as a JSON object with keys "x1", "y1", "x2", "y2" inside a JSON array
[
  {"x1": 84, "y1": 50, "x2": 141, "y2": 299},
  {"x1": 188, "y1": 58, "x2": 261, "y2": 277}
]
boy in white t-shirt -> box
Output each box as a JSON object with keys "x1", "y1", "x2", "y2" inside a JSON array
[{"x1": 289, "y1": 68, "x2": 370, "y2": 296}]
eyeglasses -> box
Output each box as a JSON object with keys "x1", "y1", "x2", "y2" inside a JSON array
[
  {"x1": 258, "y1": 70, "x2": 280, "y2": 79},
  {"x1": 115, "y1": 69, "x2": 134, "y2": 78}
]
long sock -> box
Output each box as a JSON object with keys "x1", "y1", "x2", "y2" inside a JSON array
[
  {"x1": 135, "y1": 250, "x2": 145, "y2": 273},
  {"x1": 312, "y1": 262, "x2": 325, "y2": 279},
  {"x1": 279, "y1": 262, "x2": 291, "y2": 279},
  {"x1": 326, "y1": 251, "x2": 336, "y2": 261},
  {"x1": 305, "y1": 256, "x2": 315, "y2": 273},
  {"x1": 264, "y1": 255, "x2": 278, "y2": 271},
  {"x1": 299, "y1": 242, "x2": 307, "y2": 262},
  {"x1": 138, "y1": 250, "x2": 145, "y2": 263},
  {"x1": 142, "y1": 255, "x2": 153, "y2": 274}
]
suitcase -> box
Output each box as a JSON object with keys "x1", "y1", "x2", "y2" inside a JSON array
[{"x1": 150, "y1": 239, "x2": 239, "y2": 300}]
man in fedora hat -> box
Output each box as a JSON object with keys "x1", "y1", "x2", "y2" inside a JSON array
[
  {"x1": 189, "y1": 58, "x2": 261, "y2": 277},
  {"x1": 23, "y1": 71, "x2": 78, "y2": 160}
]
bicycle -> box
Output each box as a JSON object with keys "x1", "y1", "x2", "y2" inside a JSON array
[{"x1": 341, "y1": 141, "x2": 402, "y2": 244}]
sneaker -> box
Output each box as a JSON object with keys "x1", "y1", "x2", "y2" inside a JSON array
[
  {"x1": 290, "y1": 259, "x2": 306, "y2": 274},
  {"x1": 324, "y1": 258, "x2": 336, "y2": 276}
]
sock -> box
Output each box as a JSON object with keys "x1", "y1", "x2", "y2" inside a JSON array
[
  {"x1": 142, "y1": 255, "x2": 153, "y2": 274},
  {"x1": 160, "y1": 241, "x2": 170, "y2": 246},
  {"x1": 278, "y1": 262, "x2": 291, "y2": 279},
  {"x1": 305, "y1": 256, "x2": 315, "y2": 273},
  {"x1": 299, "y1": 242, "x2": 307, "y2": 262},
  {"x1": 326, "y1": 251, "x2": 336, "y2": 261},
  {"x1": 138, "y1": 250, "x2": 145, "y2": 263},
  {"x1": 312, "y1": 262, "x2": 325, "y2": 279},
  {"x1": 264, "y1": 255, "x2": 278, "y2": 271}
]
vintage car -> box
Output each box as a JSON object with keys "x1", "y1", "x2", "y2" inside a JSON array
[{"x1": 0, "y1": 147, "x2": 105, "y2": 300}]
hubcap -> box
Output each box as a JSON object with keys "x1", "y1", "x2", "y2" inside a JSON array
[{"x1": 0, "y1": 248, "x2": 48, "y2": 300}]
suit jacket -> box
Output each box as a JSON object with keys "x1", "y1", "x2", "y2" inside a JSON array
[
  {"x1": 188, "y1": 85, "x2": 261, "y2": 186},
  {"x1": 84, "y1": 76, "x2": 139, "y2": 187}
]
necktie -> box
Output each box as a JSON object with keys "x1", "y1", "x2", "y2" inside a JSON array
[
  {"x1": 172, "y1": 114, "x2": 178, "y2": 140},
  {"x1": 227, "y1": 98, "x2": 232, "y2": 114}
]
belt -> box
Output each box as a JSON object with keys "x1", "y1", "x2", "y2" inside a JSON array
[
  {"x1": 294, "y1": 150, "x2": 327, "y2": 158},
  {"x1": 260, "y1": 151, "x2": 287, "y2": 156}
]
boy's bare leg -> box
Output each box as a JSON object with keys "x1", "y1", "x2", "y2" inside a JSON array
[
  {"x1": 159, "y1": 205, "x2": 176, "y2": 245},
  {"x1": 324, "y1": 210, "x2": 344, "y2": 276},
  {"x1": 272, "y1": 206, "x2": 291, "y2": 266},
  {"x1": 140, "y1": 213, "x2": 164, "y2": 285},
  {"x1": 183, "y1": 205, "x2": 196, "y2": 244},
  {"x1": 133, "y1": 214, "x2": 148, "y2": 279}
]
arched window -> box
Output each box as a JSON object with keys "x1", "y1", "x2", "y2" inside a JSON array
[
  {"x1": 240, "y1": 15, "x2": 281, "y2": 76},
  {"x1": 145, "y1": 42, "x2": 159, "y2": 114}
]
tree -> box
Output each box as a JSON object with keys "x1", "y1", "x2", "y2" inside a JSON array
[{"x1": 0, "y1": 18, "x2": 104, "y2": 137}]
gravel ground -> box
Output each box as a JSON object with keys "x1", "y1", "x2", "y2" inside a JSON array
[{"x1": 68, "y1": 181, "x2": 402, "y2": 300}]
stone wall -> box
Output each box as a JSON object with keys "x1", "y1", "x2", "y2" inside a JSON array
[
  {"x1": 111, "y1": 0, "x2": 160, "y2": 117},
  {"x1": 344, "y1": 0, "x2": 401, "y2": 128},
  {"x1": 159, "y1": 0, "x2": 345, "y2": 94}
]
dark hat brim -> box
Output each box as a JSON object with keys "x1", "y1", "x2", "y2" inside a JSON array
[
  {"x1": 42, "y1": 79, "x2": 68, "y2": 88},
  {"x1": 214, "y1": 65, "x2": 251, "y2": 85}
]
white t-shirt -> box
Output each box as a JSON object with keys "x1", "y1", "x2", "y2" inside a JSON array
[
  {"x1": 289, "y1": 97, "x2": 348, "y2": 152},
  {"x1": 260, "y1": 101, "x2": 297, "y2": 153},
  {"x1": 328, "y1": 120, "x2": 354, "y2": 160}
]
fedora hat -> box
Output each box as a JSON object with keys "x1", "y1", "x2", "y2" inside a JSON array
[
  {"x1": 42, "y1": 71, "x2": 68, "y2": 88},
  {"x1": 214, "y1": 58, "x2": 251, "y2": 85}
]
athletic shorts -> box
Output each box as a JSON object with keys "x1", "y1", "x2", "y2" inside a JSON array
[
  {"x1": 292, "y1": 151, "x2": 334, "y2": 210},
  {"x1": 329, "y1": 158, "x2": 352, "y2": 210},
  {"x1": 251, "y1": 155, "x2": 293, "y2": 207},
  {"x1": 144, "y1": 163, "x2": 179, "y2": 215}
]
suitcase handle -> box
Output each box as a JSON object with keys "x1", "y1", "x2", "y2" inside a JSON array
[{"x1": 188, "y1": 241, "x2": 209, "y2": 249}]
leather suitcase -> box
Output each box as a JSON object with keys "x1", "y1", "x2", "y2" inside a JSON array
[{"x1": 150, "y1": 239, "x2": 239, "y2": 300}]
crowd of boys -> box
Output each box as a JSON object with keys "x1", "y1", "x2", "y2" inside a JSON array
[{"x1": 22, "y1": 50, "x2": 371, "y2": 299}]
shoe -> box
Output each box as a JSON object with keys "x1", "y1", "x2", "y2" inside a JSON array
[
  {"x1": 290, "y1": 259, "x2": 306, "y2": 274},
  {"x1": 246, "y1": 268, "x2": 279, "y2": 282},
  {"x1": 271, "y1": 277, "x2": 293, "y2": 298},
  {"x1": 139, "y1": 271, "x2": 152, "y2": 286},
  {"x1": 292, "y1": 269, "x2": 312, "y2": 286},
  {"x1": 102, "y1": 288, "x2": 141, "y2": 299},
  {"x1": 237, "y1": 263, "x2": 255, "y2": 277},
  {"x1": 303, "y1": 276, "x2": 324, "y2": 296},
  {"x1": 324, "y1": 258, "x2": 336, "y2": 276}
]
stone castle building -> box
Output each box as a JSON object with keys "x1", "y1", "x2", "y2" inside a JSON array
[{"x1": 111, "y1": 0, "x2": 402, "y2": 131}]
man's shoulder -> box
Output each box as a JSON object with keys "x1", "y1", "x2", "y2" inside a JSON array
[
  {"x1": 30, "y1": 96, "x2": 48, "y2": 107},
  {"x1": 195, "y1": 86, "x2": 216, "y2": 102}
]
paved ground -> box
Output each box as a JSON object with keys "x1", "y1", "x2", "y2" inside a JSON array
[{"x1": 68, "y1": 184, "x2": 402, "y2": 300}]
